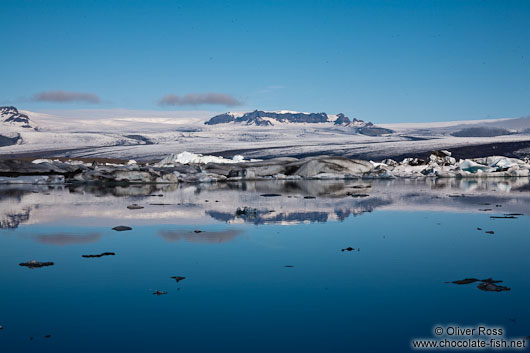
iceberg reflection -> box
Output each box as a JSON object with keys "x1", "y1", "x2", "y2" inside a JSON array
[{"x1": 1, "y1": 179, "x2": 529, "y2": 231}]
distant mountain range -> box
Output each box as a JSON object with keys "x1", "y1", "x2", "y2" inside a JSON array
[
  {"x1": 1, "y1": 106, "x2": 528, "y2": 161},
  {"x1": 204, "y1": 110, "x2": 394, "y2": 136}
]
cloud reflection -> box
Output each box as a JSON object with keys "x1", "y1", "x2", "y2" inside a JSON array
[
  {"x1": 159, "y1": 229, "x2": 243, "y2": 243},
  {"x1": 35, "y1": 233, "x2": 102, "y2": 246}
]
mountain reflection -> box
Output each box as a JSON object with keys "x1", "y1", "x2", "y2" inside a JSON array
[
  {"x1": 206, "y1": 196, "x2": 392, "y2": 225},
  {"x1": 1, "y1": 178, "x2": 529, "y2": 231}
]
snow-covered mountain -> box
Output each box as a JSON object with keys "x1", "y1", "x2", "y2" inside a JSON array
[
  {"x1": 1, "y1": 106, "x2": 34, "y2": 129},
  {"x1": 204, "y1": 110, "x2": 394, "y2": 136},
  {"x1": 0, "y1": 106, "x2": 529, "y2": 161},
  {"x1": 0, "y1": 106, "x2": 36, "y2": 146}
]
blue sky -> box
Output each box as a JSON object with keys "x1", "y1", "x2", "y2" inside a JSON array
[{"x1": 1, "y1": 0, "x2": 529, "y2": 123}]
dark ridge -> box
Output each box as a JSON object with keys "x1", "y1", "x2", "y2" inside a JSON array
[
  {"x1": 451, "y1": 127, "x2": 514, "y2": 137},
  {"x1": 365, "y1": 140, "x2": 530, "y2": 162},
  {"x1": 204, "y1": 110, "x2": 390, "y2": 131},
  {"x1": 205, "y1": 110, "x2": 330, "y2": 125},
  {"x1": 0, "y1": 134, "x2": 20, "y2": 147},
  {"x1": 358, "y1": 126, "x2": 394, "y2": 136},
  {"x1": 334, "y1": 113, "x2": 351, "y2": 125}
]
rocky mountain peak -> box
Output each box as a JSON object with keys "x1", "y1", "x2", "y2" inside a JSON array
[
  {"x1": 203, "y1": 110, "x2": 393, "y2": 135},
  {"x1": 334, "y1": 113, "x2": 351, "y2": 125},
  {"x1": 0, "y1": 106, "x2": 33, "y2": 129},
  {"x1": 0, "y1": 106, "x2": 19, "y2": 115}
]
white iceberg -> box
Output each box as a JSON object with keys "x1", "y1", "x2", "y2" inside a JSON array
[
  {"x1": 156, "y1": 151, "x2": 256, "y2": 166},
  {"x1": 458, "y1": 160, "x2": 495, "y2": 173}
]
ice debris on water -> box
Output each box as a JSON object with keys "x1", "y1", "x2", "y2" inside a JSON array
[
  {"x1": 171, "y1": 276, "x2": 186, "y2": 283},
  {"x1": 1, "y1": 150, "x2": 530, "y2": 185},
  {"x1": 112, "y1": 226, "x2": 132, "y2": 231},
  {"x1": 82, "y1": 252, "x2": 115, "y2": 258},
  {"x1": 19, "y1": 260, "x2": 54, "y2": 268},
  {"x1": 447, "y1": 278, "x2": 511, "y2": 292}
]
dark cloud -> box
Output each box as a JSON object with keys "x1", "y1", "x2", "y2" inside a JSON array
[
  {"x1": 159, "y1": 229, "x2": 242, "y2": 243},
  {"x1": 35, "y1": 233, "x2": 101, "y2": 246},
  {"x1": 158, "y1": 93, "x2": 242, "y2": 107},
  {"x1": 32, "y1": 90, "x2": 101, "y2": 104}
]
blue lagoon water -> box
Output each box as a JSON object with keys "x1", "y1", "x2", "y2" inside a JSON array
[{"x1": 0, "y1": 179, "x2": 529, "y2": 352}]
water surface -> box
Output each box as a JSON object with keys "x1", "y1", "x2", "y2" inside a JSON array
[{"x1": 1, "y1": 179, "x2": 529, "y2": 352}]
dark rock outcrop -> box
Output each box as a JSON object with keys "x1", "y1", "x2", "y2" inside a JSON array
[
  {"x1": 204, "y1": 112, "x2": 236, "y2": 125},
  {"x1": 246, "y1": 117, "x2": 273, "y2": 126},
  {"x1": 0, "y1": 134, "x2": 20, "y2": 147},
  {"x1": 334, "y1": 113, "x2": 351, "y2": 125},
  {"x1": 206, "y1": 110, "x2": 335, "y2": 126},
  {"x1": 0, "y1": 106, "x2": 33, "y2": 129}
]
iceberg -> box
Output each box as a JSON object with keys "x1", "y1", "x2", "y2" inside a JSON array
[{"x1": 156, "y1": 151, "x2": 252, "y2": 166}]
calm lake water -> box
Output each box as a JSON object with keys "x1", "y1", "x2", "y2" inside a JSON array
[{"x1": 1, "y1": 179, "x2": 529, "y2": 352}]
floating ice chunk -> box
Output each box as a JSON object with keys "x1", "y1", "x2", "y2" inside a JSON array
[
  {"x1": 232, "y1": 155, "x2": 245, "y2": 163},
  {"x1": 506, "y1": 167, "x2": 529, "y2": 177},
  {"x1": 458, "y1": 160, "x2": 494, "y2": 173},
  {"x1": 294, "y1": 158, "x2": 372, "y2": 178},
  {"x1": 156, "y1": 151, "x2": 258, "y2": 166},
  {"x1": 486, "y1": 157, "x2": 522, "y2": 170},
  {"x1": 64, "y1": 160, "x2": 87, "y2": 166},
  {"x1": 31, "y1": 159, "x2": 55, "y2": 164},
  {"x1": 32, "y1": 159, "x2": 90, "y2": 167}
]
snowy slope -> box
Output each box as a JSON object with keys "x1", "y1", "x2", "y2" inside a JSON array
[
  {"x1": 0, "y1": 107, "x2": 529, "y2": 161},
  {"x1": 1, "y1": 106, "x2": 34, "y2": 129}
]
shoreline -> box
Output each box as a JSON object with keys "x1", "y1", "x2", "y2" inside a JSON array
[{"x1": 1, "y1": 150, "x2": 530, "y2": 185}]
